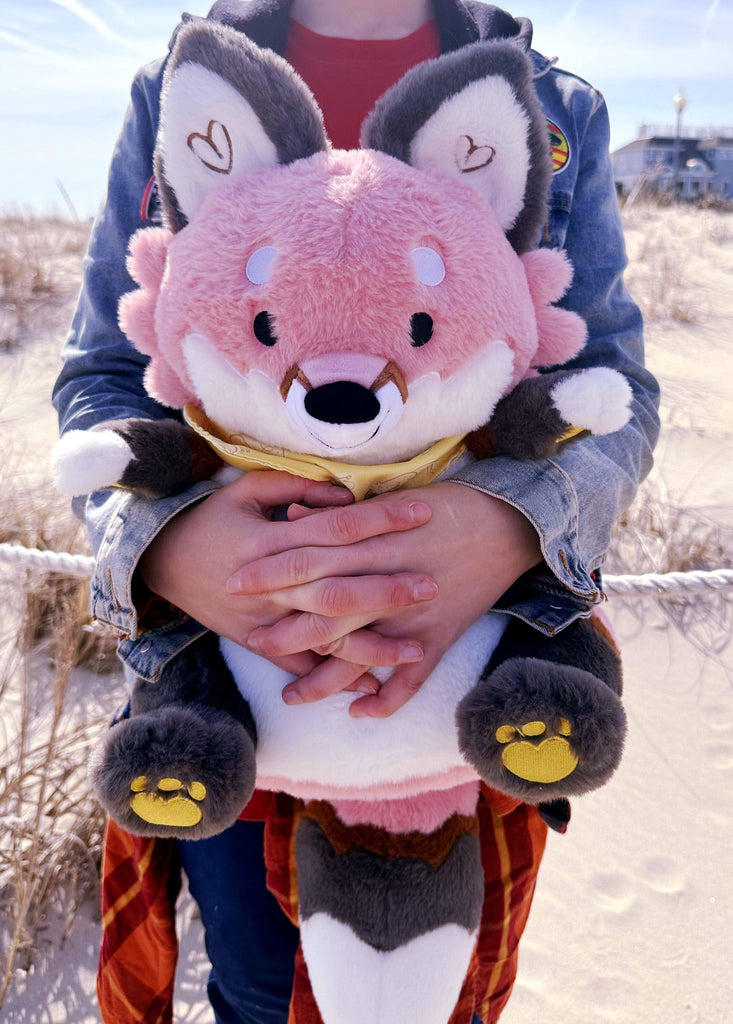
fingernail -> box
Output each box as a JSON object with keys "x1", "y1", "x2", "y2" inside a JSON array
[
  {"x1": 408, "y1": 501, "x2": 431, "y2": 522},
  {"x1": 413, "y1": 579, "x2": 438, "y2": 601},
  {"x1": 401, "y1": 643, "x2": 424, "y2": 662},
  {"x1": 282, "y1": 688, "x2": 303, "y2": 705},
  {"x1": 226, "y1": 575, "x2": 241, "y2": 594},
  {"x1": 357, "y1": 682, "x2": 379, "y2": 695},
  {"x1": 246, "y1": 632, "x2": 261, "y2": 653}
]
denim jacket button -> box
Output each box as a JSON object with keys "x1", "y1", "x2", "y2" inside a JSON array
[{"x1": 139, "y1": 640, "x2": 151, "y2": 653}]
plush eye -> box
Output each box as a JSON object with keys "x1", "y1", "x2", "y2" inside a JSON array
[
  {"x1": 253, "y1": 311, "x2": 277, "y2": 346},
  {"x1": 410, "y1": 312, "x2": 433, "y2": 347}
]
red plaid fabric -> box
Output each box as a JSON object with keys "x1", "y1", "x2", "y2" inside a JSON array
[
  {"x1": 97, "y1": 820, "x2": 181, "y2": 1024},
  {"x1": 97, "y1": 787, "x2": 546, "y2": 1024}
]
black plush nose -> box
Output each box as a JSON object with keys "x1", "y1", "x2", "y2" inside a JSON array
[{"x1": 304, "y1": 381, "x2": 380, "y2": 424}]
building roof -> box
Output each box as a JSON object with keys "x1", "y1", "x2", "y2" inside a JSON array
[
  {"x1": 612, "y1": 136, "x2": 714, "y2": 172},
  {"x1": 698, "y1": 136, "x2": 733, "y2": 147}
]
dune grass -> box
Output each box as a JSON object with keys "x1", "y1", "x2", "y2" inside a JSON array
[{"x1": 0, "y1": 214, "x2": 89, "y2": 351}]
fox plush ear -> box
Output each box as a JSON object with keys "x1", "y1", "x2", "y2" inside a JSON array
[
  {"x1": 156, "y1": 20, "x2": 329, "y2": 231},
  {"x1": 361, "y1": 42, "x2": 551, "y2": 254}
]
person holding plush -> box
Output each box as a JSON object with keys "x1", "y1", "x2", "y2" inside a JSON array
[{"x1": 53, "y1": 1, "x2": 659, "y2": 1022}]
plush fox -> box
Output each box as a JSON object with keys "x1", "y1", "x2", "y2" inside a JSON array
[{"x1": 54, "y1": 21, "x2": 631, "y2": 1024}]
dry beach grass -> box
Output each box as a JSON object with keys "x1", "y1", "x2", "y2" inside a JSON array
[
  {"x1": 0, "y1": 215, "x2": 117, "y2": 1009},
  {"x1": 0, "y1": 200, "x2": 731, "y2": 1021}
]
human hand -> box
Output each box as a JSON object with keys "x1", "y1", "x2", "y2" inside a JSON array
[
  {"x1": 233, "y1": 481, "x2": 542, "y2": 714},
  {"x1": 138, "y1": 471, "x2": 436, "y2": 684}
]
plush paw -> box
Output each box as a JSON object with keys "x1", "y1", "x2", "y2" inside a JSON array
[
  {"x1": 495, "y1": 718, "x2": 578, "y2": 784},
  {"x1": 90, "y1": 704, "x2": 257, "y2": 839},
  {"x1": 129, "y1": 775, "x2": 209, "y2": 828},
  {"x1": 51, "y1": 429, "x2": 133, "y2": 496},
  {"x1": 457, "y1": 657, "x2": 626, "y2": 801},
  {"x1": 550, "y1": 367, "x2": 632, "y2": 437}
]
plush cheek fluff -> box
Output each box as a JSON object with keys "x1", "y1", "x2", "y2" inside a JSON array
[{"x1": 53, "y1": 20, "x2": 634, "y2": 1024}]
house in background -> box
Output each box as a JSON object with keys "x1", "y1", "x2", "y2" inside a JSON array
[
  {"x1": 698, "y1": 136, "x2": 733, "y2": 199},
  {"x1": 612, "y1": 126, "x2": 733, "y2": 200}
]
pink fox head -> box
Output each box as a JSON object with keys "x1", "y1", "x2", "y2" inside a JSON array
[{"x1": 119, "y1": 22, "x2": 586, "y2": 463}]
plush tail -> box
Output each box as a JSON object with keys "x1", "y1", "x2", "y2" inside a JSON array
[{"x1": 295, "y1": 786, "x2": 482, "y2": 1024}]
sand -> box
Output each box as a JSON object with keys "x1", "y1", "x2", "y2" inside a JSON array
[{"x1": 1, "y1": 203, "x2": 731, "y2": 1023}]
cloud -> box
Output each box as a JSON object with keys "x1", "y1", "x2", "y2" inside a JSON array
[
  {"x1": 701, "y1": 0, "x2": 721, "y2": 37},
  {"x1": 99, "y1": 0, "x2": 134, "y2": 25},
  {"x1": 560, "y1": 0, "x2": 584, "y2": 26},
  {"x1": 0, "y1": 27, "x2": 62, "y2": 58},
  {"x1": 47, "y1": 0, "x2": 145, "y2": 52}
]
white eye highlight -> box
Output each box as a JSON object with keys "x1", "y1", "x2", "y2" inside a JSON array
[
  {"x1": 246, "y1": 246, "x2": 278, "y2": 285},
  {"x1": 411, "y1": 247, "x2": 445, "y2": 286}
]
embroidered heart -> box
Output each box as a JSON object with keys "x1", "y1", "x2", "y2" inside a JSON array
[
  {"x1": 455, "y1": 135, "x2": 496, "y2": 174},
  {"x1": 187, "y1": 120, "x2": 233, "y2": 174}
]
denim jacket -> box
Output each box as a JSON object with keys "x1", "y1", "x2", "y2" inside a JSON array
[{"x1": 52, "y1": 0, "x2": 659, "y2": 682}]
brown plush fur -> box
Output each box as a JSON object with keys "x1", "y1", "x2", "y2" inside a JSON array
[
  {"x1": 157, "y1": 19, "x2": 329, "y2": 232},
  {"x1": 91, "y1": 633, "x2": 258, "y2": 839},
  {"x1": 362, "y1": 41, "x2": 552, "y2": 255},
  {"x1": 457, "y1": 616, "x2": 626, "y2": 801},
  {"x1": 296, "y1": 816, "x2": 483, "y2": 949},
  {"x1": 101, "y1": 418, "x2": 224, "y2": 498},
  {"x1": 302, "y1": 800, "x2": 479, "y2": 869},
  {"x1": 489, "y1": 370, "x2": 578, "y2": 460}
]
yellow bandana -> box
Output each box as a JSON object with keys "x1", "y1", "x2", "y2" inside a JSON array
[
  {"x1": 184, "y1": 405, "x2": 468, "y2": 501},
  {"x1": 556, "y1": 424, "x2": 585, "y2": 443}
]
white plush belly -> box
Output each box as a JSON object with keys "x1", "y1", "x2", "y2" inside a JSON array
[{"x1": 220, "y1": 612, "x2": 508, "y2": 796}]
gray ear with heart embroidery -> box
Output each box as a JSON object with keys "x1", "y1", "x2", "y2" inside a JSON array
[
  {"x1": 361, "y1": 41, "x2": 551, "y2": 254},
  {"x1": 156, "y1": 20, "x2": 329, "y2": 232}
]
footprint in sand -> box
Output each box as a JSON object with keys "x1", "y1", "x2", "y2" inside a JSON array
[
  {"x1": 705, "y1": 742, "x2": 733, "y2": 770},
  {"x1": 700, "y1": 696, "x2": 733, "y2": 732},
  {"x1": 591, "y1": 871, "x2": 636, "y2": 912},
  {"x1": 640, "y1": 855, "x2": 686, "y2": 895},
  {"x1": 701, "y1": 704, "x2": 732, "y2": 723},
  {"x1": 580, "y1": 973, "x2": 638, "y2": 1016}
]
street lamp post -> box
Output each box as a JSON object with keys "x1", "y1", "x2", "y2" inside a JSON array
[{"x1": 673, "y1": 90, "x2": 687, "y2": 199}]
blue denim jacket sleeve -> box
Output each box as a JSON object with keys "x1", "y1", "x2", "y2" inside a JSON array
[
  {"x1": 52, "y1": 58, "x2": 218, "y2": 672},
  {"x1": 449, "y1": 63, "x2": 660, "y2": 608}
]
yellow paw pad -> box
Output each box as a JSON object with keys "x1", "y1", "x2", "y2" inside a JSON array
[
  {"x1": 188, "y1": 781, "x2": 207, "y2": 801},
  {"x1": 128, "y1": 777, "x2": 207, "y2": 827},
  {"x1": 495, "y1": 720, "x2": 579, "y2": 784}
]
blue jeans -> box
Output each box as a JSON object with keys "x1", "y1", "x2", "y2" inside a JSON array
[{"x1": 178, "y1": 819, "x2": 299, "y2": 1024}]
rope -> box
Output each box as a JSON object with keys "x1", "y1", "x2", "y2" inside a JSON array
[
  {"x1": 0, "y1": 543, "x2": 95, "y2": 579},
  {"x1": 603, "y1": 569, "x2": 733, "y2": 598},
  {"x1": 0, "y1": 541, "x2": 732, "y2": 598}
]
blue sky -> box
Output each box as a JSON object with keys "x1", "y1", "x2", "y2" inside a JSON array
[{"x1": 1, "y1": 0, "x2": 731, "y2": 218}]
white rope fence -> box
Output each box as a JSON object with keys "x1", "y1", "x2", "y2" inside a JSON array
[
  {"x1": 601, "y1": 568, "x2": 733, "y2": 598},
  {"x1": 0, "y1": 541, "x2": 732, "y2": 599},
  {"x1": 0, "y1": 543, "x2": 94, "y2": 579}
]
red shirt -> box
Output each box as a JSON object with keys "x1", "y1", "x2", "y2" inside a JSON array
[{"x1": 285, "y1": 18, "x2": 441, "y2": 150}]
